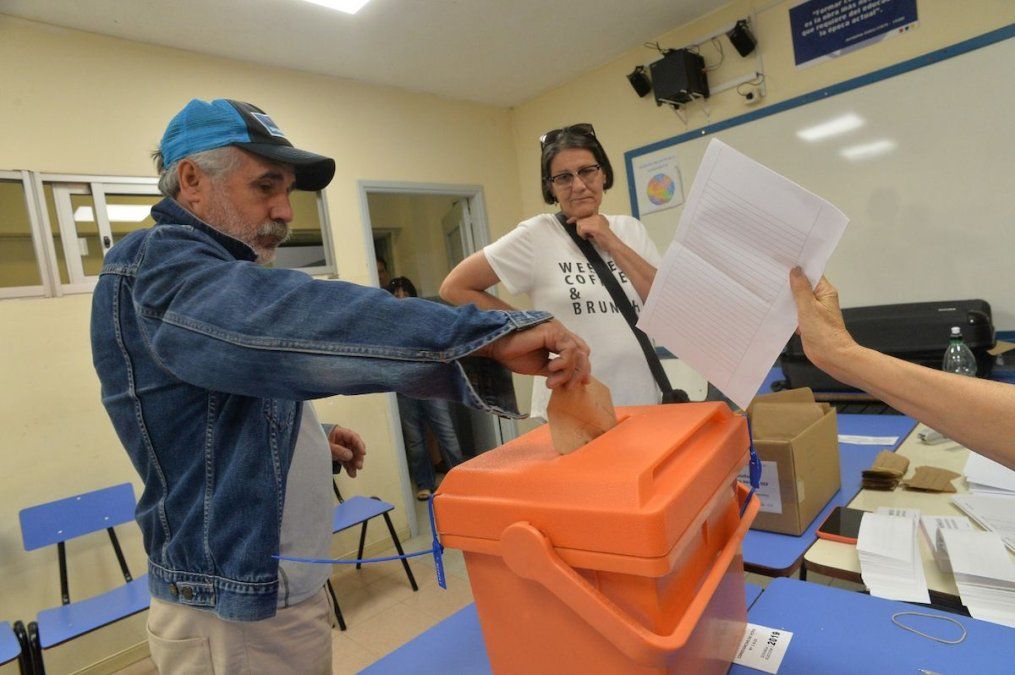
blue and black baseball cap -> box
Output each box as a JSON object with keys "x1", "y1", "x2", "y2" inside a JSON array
[{"x1": 159, "y1": 99, "x2": 336, "y2": 191}]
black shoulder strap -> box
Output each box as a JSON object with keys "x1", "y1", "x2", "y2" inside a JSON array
[{"x1": 555, "y1": 213, "x2": 688, "y2": 403}]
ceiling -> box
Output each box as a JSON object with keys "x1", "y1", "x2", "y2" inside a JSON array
[{"x1": 1, "y1": 0, "x2": 730, "y2": 107}]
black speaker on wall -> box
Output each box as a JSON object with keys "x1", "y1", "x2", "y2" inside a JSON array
[
  {"x1": 627, "y1": 65, "x2": 652, "y2": 97},
  {"x1": 727, "y1": 19, "x2": 757, "y2": 57},
  {"x1": 649, "y1": 49, "x2": 708, "y2": 106}
]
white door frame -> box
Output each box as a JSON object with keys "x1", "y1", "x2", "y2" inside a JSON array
[{"x1": 357, "y1": 180, "x2": 516, "y2": 537}]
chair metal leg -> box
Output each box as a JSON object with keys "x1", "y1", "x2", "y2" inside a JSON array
[
  {"x1": 325, "y1": 579, "x2": 346, "y2": 631},
  {"x1": 356, "y1": 522, "x2": 368, "y2": 570},
  {"x1": 13, "y1": 620, "x2": 32, "y2": 675},
  {"x1": 381, "y1": 510, "x2": 419, "y2": 591},
  {"x1": 27, "y1": 621, "x2": 45, "y2": 675}
]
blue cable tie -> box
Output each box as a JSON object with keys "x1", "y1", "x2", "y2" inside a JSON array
[
  {"x1": 739, "y1": 413, "x2": 762, "y2": 518},
  {"x1": 274, "y1": 495, "x2": 448, "y2": 590}
]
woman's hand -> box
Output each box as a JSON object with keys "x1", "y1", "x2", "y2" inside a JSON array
[
  {"x1": 570, "y1": 214, "x2": 620, "y2": 254},
  {"x1": 788, "y1": 268, "x2": 859, "y2": 373}
]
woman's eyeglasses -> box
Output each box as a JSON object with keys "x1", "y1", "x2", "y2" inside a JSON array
[
  {"x1": 539, "y1": 123, "x2": 596, "y2": 148},
  {"x1": 546, "y1": 164, "x2": 602, "y2": 189}
]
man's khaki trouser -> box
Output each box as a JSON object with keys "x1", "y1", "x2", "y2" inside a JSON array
[{"x1": 147, "y1": 588, "x2": 332, "y2": 674}]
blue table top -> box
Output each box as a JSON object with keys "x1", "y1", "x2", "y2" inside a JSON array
[
  {"x1": 730, "y1": 577, "x2": 1015, "y2": 674},
  {"x1": 361, "y1": 584, "x2": 765, "y2": 674},
  {"x1": 362, "y1": 578, "x2": 1014, "y2": 674},
  {"x1": 742, "y1": 413, "x2": 917, "y2": 575}
]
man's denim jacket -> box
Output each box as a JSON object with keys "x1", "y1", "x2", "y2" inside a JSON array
[{"x1": 91, "y1": 198, "x2": 550, "y2": 621}]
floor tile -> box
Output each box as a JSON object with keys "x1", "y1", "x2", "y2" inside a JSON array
[{"x1": 341, "y1": 603, "x2": 441, "y2": 658}]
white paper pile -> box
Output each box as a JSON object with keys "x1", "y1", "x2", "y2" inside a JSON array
[
  {"x1": 939, "y1": 529, "x2": 1015, "y2": 627},
  {"x1": 964, "y1": 452, "x2": 1015, "y2": 496},
  {"x1": 952, "y1": 494, "x2": 1015, "y2": 553},
  {"x1": 857, "y1": 512, "x2": 930, "y2": 603},
  {"x1": 919, "y1": 515, "x2": 973, "y2": 572}
]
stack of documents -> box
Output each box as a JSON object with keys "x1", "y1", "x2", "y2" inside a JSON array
[
  {"x1": 939, "y1": 529, "x2": 1015, "y2": 627},
  {"x1": 856, "y1": 512, "x2": 930, "y2": 603},
  {"x1": 952, "y1": 494, "x2": 1015, "y2": 553},
  {"x1": 919, "y1": 515, "x2": 973, "y2": 572},
  {"x1": 963, "y1": 452, "x2": 1015, "y2": 496}
]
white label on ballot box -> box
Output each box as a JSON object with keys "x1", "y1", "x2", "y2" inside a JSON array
[
  {"x1": 733, "y1": 623, "x2": 793, "y2": 673},
  {"x1": 738, "y1": 460, "x2": 783, "y2": 514}
]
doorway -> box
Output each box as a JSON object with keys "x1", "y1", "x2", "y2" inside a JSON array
[{"x1": 358, "y1": 181, "x2": 516, "y2": 536}]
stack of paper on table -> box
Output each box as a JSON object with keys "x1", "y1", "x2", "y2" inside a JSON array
[
  {"x1": 919, "y1": 515, "x2": 973, "y2": 572},
  {"x1": 963, "y1": 452, "x2": 1015, "y2": 496},
  {"x1": 939, "y1": 529, "x2": 1015, "y2": 627},
  {"x1": 952, "y1": 493, "x2": 1015, "y2": 553},
  {"x1": 856, "y1": 512, "x2": 929, "y2": 603}
]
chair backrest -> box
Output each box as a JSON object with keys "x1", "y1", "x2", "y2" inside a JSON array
[{"x1": 19, "y1": 483, "x2": 137, "y2": 551}]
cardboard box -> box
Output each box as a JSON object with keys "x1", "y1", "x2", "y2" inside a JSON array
[{"x1": 740, "y1": 388, "x2": 840, "y2": 535}]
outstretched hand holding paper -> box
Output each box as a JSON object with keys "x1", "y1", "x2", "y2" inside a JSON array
[{"x1": 638, "y1": 139, "x2": 849, "y2": 409}]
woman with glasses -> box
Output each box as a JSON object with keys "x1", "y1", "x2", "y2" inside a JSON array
[{"x1": 440, "y1": 124, "x2": 662, "y2": 420}]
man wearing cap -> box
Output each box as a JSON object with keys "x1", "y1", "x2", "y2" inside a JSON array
[{"x1": 90, "y1": 98, "x2": 590, "y2": 672}]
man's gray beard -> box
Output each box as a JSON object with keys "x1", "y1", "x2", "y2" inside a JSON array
[{"x1": 204, "y1": 194, "x2": 290, "y2": 263}]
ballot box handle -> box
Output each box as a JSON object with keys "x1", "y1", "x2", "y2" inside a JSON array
[{"x1": 500, "y1": 483, "x2": 760, "y2": 668}]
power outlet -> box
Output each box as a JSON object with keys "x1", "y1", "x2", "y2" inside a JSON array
[{"x1": 743, "y1": 86, "x2": 763, "y2": 105}]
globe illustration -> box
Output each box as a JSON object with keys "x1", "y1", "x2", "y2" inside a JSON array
[{"x1": 646, "y1": 173, "x2": 675, "y2": 205}]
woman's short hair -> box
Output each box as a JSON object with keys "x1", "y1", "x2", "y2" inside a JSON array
[
  {"x1": 386, "y1": 276, "x2": 418, "y2": 298},
  {"x1": 539, "y1": 126, "x2": 614, "y2": 205}
]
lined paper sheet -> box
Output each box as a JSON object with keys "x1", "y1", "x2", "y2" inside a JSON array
[{"x1": 638, "y1": 139, "x2": 849, "y2": 409}]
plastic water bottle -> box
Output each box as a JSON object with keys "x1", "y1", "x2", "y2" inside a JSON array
[{"x1": 941, "y1": 326, "x2": 977, "y2": 377}]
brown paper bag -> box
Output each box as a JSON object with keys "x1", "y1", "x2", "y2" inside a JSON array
[
  {"x1": 903, "y1": 466, "x2": 962, "y2": 493},
  {"x1": 862, "y1": 450, "x2": 910, "y2": 490},
  {"x1": 546, "y1": 377, "x2": 618, "y2": 455}
]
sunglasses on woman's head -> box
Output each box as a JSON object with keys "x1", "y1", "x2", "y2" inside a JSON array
[{"x1": 539, "y1": 123, "x2": 596, "y2": 148}]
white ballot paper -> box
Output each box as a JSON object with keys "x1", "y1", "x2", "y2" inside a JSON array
[{"x1": 638, "y1": 139, "x2": 849, "y2": 409}]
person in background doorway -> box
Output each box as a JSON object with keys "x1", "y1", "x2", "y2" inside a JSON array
[
  {"x1": 441, "y1": 123, "x2": 662, "y2": 420},
  {"x1": 377, "y1": 256, "x2": 391, "y2": 287},
  {"x1": 91, "y1": 97, "x2": 591, "y2": 673},
  {"x1": 388, "y1": 276, "x2": 466, "y2": 499},
  {"x1": 789, "y1": 268, "x2": 1015, "y2": 468}
]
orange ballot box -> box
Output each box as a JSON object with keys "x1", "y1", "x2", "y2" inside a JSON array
[{"x1": 434, "y1": 403, "x2": 760, "y2": 674}]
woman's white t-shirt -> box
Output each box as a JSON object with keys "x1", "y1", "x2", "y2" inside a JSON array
[{"x1": 484, "y1": 213, "x2": 662, "y2": 420}]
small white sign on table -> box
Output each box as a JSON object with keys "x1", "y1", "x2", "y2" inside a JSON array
[{"x1": 733, "y1": 623, "x2": 793, "y2": 674}]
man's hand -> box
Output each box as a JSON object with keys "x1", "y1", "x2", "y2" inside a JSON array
[
  {"x1": 570, "y1": 214, "x2": 619, "y2": 254},
  {"x1": 788, "y1": 268, "x2": 858, "y2": 371},
  {"x1": 328, "y1": 426, "x2": 366, "y2": 478},
  {"x1": 478, "y1": 319, "x2": 591, "y2": 390}
]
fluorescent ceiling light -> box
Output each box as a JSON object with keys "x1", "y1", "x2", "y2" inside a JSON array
[
  {"x1": 74, "y1": 205, "x2": 152, "y2": 222},
  {"x1": 839, "y1": 139, "x2": 897, "y2": 161},
  {"x1": 796, "y1": 113, "x2": 864, "y2": 142},
  {"x1": 300, "y1": 0, "x2": 372, "y2": 14}
]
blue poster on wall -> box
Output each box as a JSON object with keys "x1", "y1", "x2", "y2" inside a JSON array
[{"x1": 790, "y1": 0, "x2": 918, "y2": 68}]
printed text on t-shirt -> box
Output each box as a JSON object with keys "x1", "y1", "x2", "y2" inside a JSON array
[{"x1": 558, "y1": 260, "x2": 640, "y2": 316}]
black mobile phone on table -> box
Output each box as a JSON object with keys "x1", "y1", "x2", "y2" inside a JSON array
[{"x1": 816, "y1": 506, "x2": 867, "y2": 544}]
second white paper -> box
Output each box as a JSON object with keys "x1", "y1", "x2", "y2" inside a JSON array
[{"x1": 638, "y1": 139, "x2": 849, "y2": 409}]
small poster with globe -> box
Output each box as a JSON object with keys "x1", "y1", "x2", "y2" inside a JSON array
[{"x1": 633, "y1": 152, "x2": 684, "y2": 216}]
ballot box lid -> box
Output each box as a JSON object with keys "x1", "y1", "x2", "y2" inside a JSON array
[{"x1": 435, "y1": 402, "x2": 749, "y2": 561}]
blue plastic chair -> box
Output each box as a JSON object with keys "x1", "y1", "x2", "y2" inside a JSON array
[
  {"x1": 1, "y1": 621, "x2": 28, "y2": 674},
  {"x1": 325, "y1": 482, "x2": 418, "y2": 630},
  {"x1": 18, "y1": 483, "x2": 150, "y2": 674}
]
